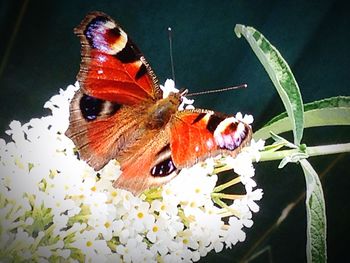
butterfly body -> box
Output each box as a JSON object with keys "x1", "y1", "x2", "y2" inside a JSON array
[{"x1": 66, "y1": 12, "x2": 252, "y2": 195}]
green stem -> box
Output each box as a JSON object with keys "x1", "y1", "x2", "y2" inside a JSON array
[
  {"x1": 211, "y1": 192, "x2": 245, "y2": 200},
  {"x1": 213, "y1": 177, "x2": 241, "y2": 192},
  {"x1": 258, "y1": 143, "x2": 350, "y2": 162}
]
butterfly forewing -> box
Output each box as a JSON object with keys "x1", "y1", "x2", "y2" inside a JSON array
[
  {"x1": 170, "y1": 110, "x2": 252, "y2": 168},
  {"x1": 74, "y1": 11, "x2": 162, "y2": 104}
]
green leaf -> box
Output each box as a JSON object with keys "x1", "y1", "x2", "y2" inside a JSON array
[
  {"x1": 254, "y1": 96, "x2": 350, "y2": 140},
  {"x1": 270, "y1": 132, "x2": 298, "y2": 149},
  {"x1": 262, "y1": 141, "x2": 286, "y2": 152},
  {"x1": 235, "y1": 24, "x2": 304, "y2": 145},
  {"x1": 278, "y1": 152, "x2": 308, "y2": 168},
  {"x1": 299, "y1": 159, "x2": 327, "y2": 263}
]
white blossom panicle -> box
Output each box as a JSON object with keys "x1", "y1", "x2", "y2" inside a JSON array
[{"x1": 0, "y1": 81, "x2": 263, "y2": 262}]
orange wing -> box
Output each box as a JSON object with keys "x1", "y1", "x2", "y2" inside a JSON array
[
  {"x1": 170, "y1": 110, "x2": 252, "y2": 168},
  {"x1": 74, "y1": 11, "x2": 162, "y2": 104}
]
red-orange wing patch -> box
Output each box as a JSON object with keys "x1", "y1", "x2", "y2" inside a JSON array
[
  {"x1": 170, "y1": 110, "x2": 252, "y2": 168},
  {"x1": 75, "y1": 11, "x2": 162, "y2": 105}
]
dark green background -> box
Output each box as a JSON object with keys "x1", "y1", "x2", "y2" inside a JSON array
[{"x1": 1, "y1": 0, "x2": 349, "y2": 262}]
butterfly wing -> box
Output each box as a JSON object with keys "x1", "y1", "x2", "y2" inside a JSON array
[
  {"x1": 66, "y1": 90, "x2": 152, "y2": 170},
  {"x1": 112, "y1": 126, "x2": 178, "y2": 195},
  {"x1": 74, "y1": 11, "x2": 162, "y2": 104},
  {"x1": 66, "y1": 12, "x2": 161, "y2": 170},
  {"x1": 169, "y1": 110, "x2": 252, "y2": 168}
]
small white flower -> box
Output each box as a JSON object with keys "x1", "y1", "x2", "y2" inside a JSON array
[
  {"x1": 146, "y1": 217, "x2": 170, "y2": 244},
  {"x1": 160, "y1": 79, "x2": 179, "y2": 98},
  {"x1": 71, "y1": 230, "x2": 111, "y2": 260},
  {"x1": 224, "y1": 217, "x2": 246, "y2": 248},
  {"x1": 129, "y1": 202, "x2": 155, "y2": 232},
  {"x1": 246, "y1": 139, "x2": 265, "y2": 162},
  {"x1": 116, "y1": 237, "x2": 152, "y2": 263},
  {"x1": 241, "y1": 188, "x2": 264, "y2": 213},
  {"x1": 235, "y1": 112, "x2": 254, "y2": 125},
  {"x1": 150, "y1": 199, "x2": 178, "y2": 219}
]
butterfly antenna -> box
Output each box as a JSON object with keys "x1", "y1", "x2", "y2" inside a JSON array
[
  {"x1": 187, "y1": 84, "x2": 248, "y2": 97},
  {"x1": 168, "y1": 27, "x2": 176, "y2": 83}
]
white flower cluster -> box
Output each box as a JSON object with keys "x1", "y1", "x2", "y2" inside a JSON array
[{"x1": 0, "y1": 82, "x2": 263, "y2": 262}]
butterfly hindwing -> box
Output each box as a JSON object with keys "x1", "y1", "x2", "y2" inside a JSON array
[
  {"x1": 66, "y1": 90, "x2": 148, "y2": 170},
  {"x1": 112, "y1": 126, "x2": 178, "y2": 195}
]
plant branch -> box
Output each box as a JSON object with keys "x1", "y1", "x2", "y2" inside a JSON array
[{"x1": 258, "y1": 143, "x2": 350, "y2": 162}]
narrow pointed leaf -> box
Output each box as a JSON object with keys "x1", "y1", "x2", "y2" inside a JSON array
[
  {"x1": 300, "y1": 159, "x2": 327, "y2": 263},
  {"x1": 254, "y1": 96, "x2": 350, "y2": 140},
  {"x1": 235, "y1": 24, "x2": 304, "y2": 145}
]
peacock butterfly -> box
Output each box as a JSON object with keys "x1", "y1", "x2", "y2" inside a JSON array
[{"x1": 65, "y1": 11, "x2": 252, "y2": 195}]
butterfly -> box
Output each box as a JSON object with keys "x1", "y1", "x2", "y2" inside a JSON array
[{"x1": 65, "y1": 11, "x2": 252, "y2": 195}]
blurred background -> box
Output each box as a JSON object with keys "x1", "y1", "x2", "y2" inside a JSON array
[{"x1": 0, "y1": 0, "x2": 349, "y2": 262}]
